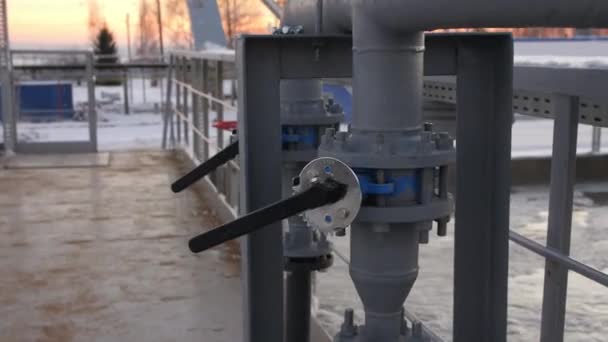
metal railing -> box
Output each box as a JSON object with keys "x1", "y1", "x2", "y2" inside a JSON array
[
  {"x1": 424, "y1": 66, "x2": 608, "y2": 342},
  {"x1": 164, "y1": 48, "x2": 608, "y2": 341},
  {"x1": 163, "y1": 50, "x2": 240, "y2": 210}
]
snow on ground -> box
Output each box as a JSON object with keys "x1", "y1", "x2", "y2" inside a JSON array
[{"x1": 514, "y1": 40, "x2": 608, "y2": 68}]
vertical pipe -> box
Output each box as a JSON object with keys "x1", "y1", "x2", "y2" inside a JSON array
[
  {"x1": 540, "y1": 95, "x2": 579, "y2": 342},
  {"x1": 453, "y1": 36, "x2": 512, "y2": 342},
  {"x1": 351, "y1": 10, "x2": 423, "y2": 132},
  {"x1": 286, "y1": 269, "x2": 312, "y2": 342},
  {"x1": 282, "y1": 162, "x2": 315, "y2": 342}
]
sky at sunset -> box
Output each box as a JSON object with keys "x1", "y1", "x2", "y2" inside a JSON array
[{"x1": 10, "y1": 0, "x2": 156, "y2": 52}]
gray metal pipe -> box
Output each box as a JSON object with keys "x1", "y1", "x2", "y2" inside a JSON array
[
  {"x1": 351, "y1": 9, "x2": 424, "y2": 132},
  {"x1": 284, "y1": 0, "x2": 608, "y2": 36},
  {"x1": 354, "y1": 0, "x2": 608, "y2": 32}
]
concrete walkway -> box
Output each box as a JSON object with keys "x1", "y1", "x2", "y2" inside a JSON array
[{"x1": 0, "y1": 151, "x2": 241, "y2": 342}]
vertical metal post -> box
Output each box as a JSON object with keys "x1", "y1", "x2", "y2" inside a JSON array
[
  {"x1": 540, "y1": 95, "x2": 579, "y2": 342},
  {"x1": 183, "y1": 59, "x2": 190, "y2": 145},
  {"x1": 162, "y1": 55, "x2": 174, "y2": 149},
  {"x1": 176, "y1": 57, "x2": 182, "y2": 143},
  {"x1": 237, "y1": 38, "x2": 283, "y2": 342},
  {"x1": 216, "y1": 61, "x2": 225, "y2": 149},
  {"x1": 453, "y1": 36, "x2": 512, "y2": 342},
  {"x1": 591, "y1": 126, "x2": 601, "y2": 153},
  {"x1": 86, "y1": 52, "x2": 97, "y2": 152},
  {"x1": 215, "y1": 61, "x2": 226, "y2": 193},
  {"x1": 202, "y1": 60, "x2": 210, "y2": 161},
  {"x1": 1, "y1": 70, "x2": 15, "y2": 153},
  {"x1": 192, "y1": 59, "x2": 201, "y2": 159},
  {"x1": 123, "y1": 70, "x2": 130, "y2": 115}
]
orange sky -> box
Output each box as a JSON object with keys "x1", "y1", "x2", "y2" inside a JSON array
[
  {"x1": 9, "y1": 0, "x2": 278, "y2": 52},
  {"x1": 9, "y1": 0, "x2": 142, "y2": 49}
]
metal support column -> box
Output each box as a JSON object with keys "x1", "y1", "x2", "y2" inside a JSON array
[
  {"x1": 86, "y1": 52, "x2": 97, "y2": 152},
  {"x1": 237, "y1": 37, "x2": 283, "y2": 342},
  {"x1": 123, "y1": 70, "x2": 130, "y2": 115},
  {"x1": 453, "y1": 36, "x2": 513, "y2": 342},
  {"x1": 540, "y1": 95, "x2": 579, "y2": 342}
]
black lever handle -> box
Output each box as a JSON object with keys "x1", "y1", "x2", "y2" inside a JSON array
[
  {"x1": 171, "y1": 141, "x2": 239, "y2": 193},
  {"x1": 188, "y1": 179, "x2": 347, "y2": 253}
]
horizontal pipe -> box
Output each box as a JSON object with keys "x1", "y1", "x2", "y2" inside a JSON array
[
  {"x1": 285, "y1": 0, "x2": 608, "y2": 34},
  {"x1": 510, "y1": 231, "x2": 608, "y2": 288}
]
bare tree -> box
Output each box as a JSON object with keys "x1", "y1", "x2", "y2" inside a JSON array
[
  {"x1": 164, "y1": 0, "x2": 194, "y2": 49},
  {"x1": 136, "y1": 0, "x2": 160, "y2": 60},
  {"x1": 218, "y1": 0, "x2": 263, "y2": 47}
]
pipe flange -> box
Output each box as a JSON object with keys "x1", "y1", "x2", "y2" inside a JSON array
[
  {"x1": 319, "y1": 129, "x2": 455, "y2": 169},
  {"x1": 284, "y1": 254, "x2": 333, "y2": 272},
  {"x1": 281, "y1": 112, "x2": 344, "y2": 126},
  {"x1": 297, "y1": 157, "x2": 362, "y2": 232},
  {"x1": 356, "y1": 196, "x2": 454, "y2": 223}
]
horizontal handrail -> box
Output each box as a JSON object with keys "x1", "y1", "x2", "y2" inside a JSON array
[
  {"x1": 172, "y1": 79, "x2": 238, "y2": 111},
  {"x1": 171, "y1": 49, "x2": 236, "y2": 62},
  {"x1": 172, "y1": 108, "x2": 240, "y2": 172},
  {"x1": 173, "y1": 109, "x2": 215, "y2": 145},
  {"x1": 510, "y1": 230, "x2": 608, "y2": 287}
]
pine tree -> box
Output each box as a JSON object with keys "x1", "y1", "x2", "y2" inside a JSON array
[{"x1": 94, "y1": 26, "x2": 118, "y2": 64}]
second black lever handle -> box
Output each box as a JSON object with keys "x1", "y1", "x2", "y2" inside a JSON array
[
  {"x1": 171, "y1": 141, "x2": 239, "y2": 193},
  {"x1": 188, "y1": 179, "x2": 347, "y2": 253}
]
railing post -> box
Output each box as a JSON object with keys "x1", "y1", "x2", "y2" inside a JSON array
[
  {"x1": 162, "y1": 54, "x2": 174, "y2": 149},
  {"x1": 540, "y1": 95, "x2": 579, "y2": 342},
  {"x1": 183, "y1": 58, "x2": 190, "y2": 146},
  {"x1": 216, "y1": 61, "x2": 226, "y2": 194},
  {"x1": 192, "y1": 58, "x2": 201, "y2": 159},
  {"x1": 86, "y1": 52, "x2": 97, "y2": 152},
  {"x1": 175, "y1": 57, "x2": 182, "y2": 144},
  {"x1": 216, "y1": 61, "x2": 225, "y2": 149},
  {"x1": 123, "y1": 70, "x2": 130, "y2": 115},
  {"x1": 202, "y1": 60, "x2": 210, "y2": 162},
  {"x1": 591, "y1": 126, "x2": 601, "y2": 153}
]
